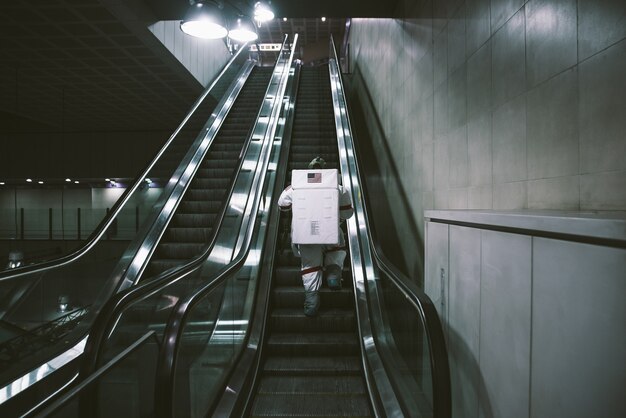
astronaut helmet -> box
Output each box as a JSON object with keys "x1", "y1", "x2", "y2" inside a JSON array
[{"x1": 308, "y1": 156, "x2": 326, "y2": 169}]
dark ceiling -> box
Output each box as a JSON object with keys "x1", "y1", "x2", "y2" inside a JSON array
[{"x1": 0, "y1": 0, "x2": 399, "y2": 140}]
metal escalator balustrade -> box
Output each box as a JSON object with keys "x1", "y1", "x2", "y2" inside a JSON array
[
  {"x1": 328, "y1": 37, "x2": 451, "y2": 417},
  {"x1": 79, "y1": 65, "x2": 275, "y2": 375},
  {"x1": 153, "y1": 36, "x2": 299, "y2": 418},
  {"x1": 55, "y1": 36, "x2": 298, "y2": 418},
  {"x1": 145, "y1": 67, "x2": 273, "y2": 278},
  {"x1": 0, "y1": 44, "x2": 251, "y2": 411}
]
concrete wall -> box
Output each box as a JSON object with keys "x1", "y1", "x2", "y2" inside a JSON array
[
  {"x1": 425, "y1": 214, "x2": 625, "y2": 418},
  {"x1": 348, "y1": 0, "x2": 626, "y2": 244},
  {"x1": 149, "y1": 21, "x2": 231, "y2": 88}
]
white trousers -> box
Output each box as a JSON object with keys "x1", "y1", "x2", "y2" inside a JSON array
[{"x1": 295, "y1": 233, "x2": 347, "y2": 293}]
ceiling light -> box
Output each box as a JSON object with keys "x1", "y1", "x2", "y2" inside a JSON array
[
  {"x1": 65, "y1": 178, "x2": 71, "y2": 182},
  {"x1": 180, "y1": 1, "x2": 228, "y2": 39},
  {"x1": 0, "y1": 182, "x2": 5, "y2": 185},
  {"x1": 283, "y1": 17, "x2": 287, "y2": 22},
  {"x1": 321, "y1": 17, "x2": 326, "y2": 22},
  {"x1": 38, "y1": 181, "x2": 44, "y2": 184},
  {"x1": 229, "y1": 17, "x2": 258, "y2": 42},
  {"x1": 26, "y1": 178, "x2": 32, "y2": 183},
  {"x1": 105, "y1": 178, "x2": 110, "y2": 182},
  {"x1": 254, "y1": 2, "x2": 274, "y2": 22},
  {"x1": 74, "y1": 180, "x2": 79, "y2": 184}
]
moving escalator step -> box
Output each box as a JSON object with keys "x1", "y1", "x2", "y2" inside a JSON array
[
  {"x1": 249, "y1": 66, "x2": 372, "y2": 417},
  {"x1": 250, "y1": 393, "x2": 372, "y2": 418},
  {"x1": 144, "y1": 67, "x2": 273, "y2": 278}
]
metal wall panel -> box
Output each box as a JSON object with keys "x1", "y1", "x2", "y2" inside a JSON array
[{"x1": 531, "y1": 238, "x2": 626, "y2": 418}]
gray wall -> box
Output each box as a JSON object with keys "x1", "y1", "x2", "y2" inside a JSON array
[
  {"x1": 149, "y1": 21, "x2": 231, "y2": 88},
  {"x1": 425, "y1": 216, "x2": 625, "y2": 418},
  {"x1": 348, "y1": 0, "x2": 626, "y2": 244}
]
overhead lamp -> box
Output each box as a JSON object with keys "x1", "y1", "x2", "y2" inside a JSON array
[
  {"x1": 26, "y1": 178, "x2": 32, "y2": 183},
  {"x1": 321, "y1": 17, "x2": 326, "y2": 22},
  {"x1": 228, "y1": 16, "x2": 258, "y2": 42},
  {"x1": 0, "y1": 182, "x2": 5, "y2": 185},
  {"x1": 38, "y1": 181, "x2": 44, "y2": 184},
  {"x1": 254, "y1": 2, "x2": 274, "y2": 23},
  {"x1": 180, "y1": 1, "x2": 228, "y2": 39},
  {"x1": 65, "y1": 178, "x2": 71, "y2": 182}
]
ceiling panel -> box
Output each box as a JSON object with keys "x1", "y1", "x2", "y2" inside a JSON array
[{"x1": 1, "y1": 0, "x2": 395, "y2": 143}]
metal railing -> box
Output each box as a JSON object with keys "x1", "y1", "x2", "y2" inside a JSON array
[{"x1": 329, "y1": 35, "x2": 451, "y2": 417}]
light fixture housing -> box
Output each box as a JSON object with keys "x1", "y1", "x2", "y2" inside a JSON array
[
  {"x1": 228, "y1": 16, "x2": 258, "y2": 42},
  {"x1": 254, "y1": 2, "x2": 274, "y2": 23},
  {"x1": 180, "y1": 1, "x2": 228, "y2": 39}
]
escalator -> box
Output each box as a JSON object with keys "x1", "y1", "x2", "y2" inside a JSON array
[
  {"x1": 145, "y1": 67, "x2": 272, "y2": 277},
  {"x1": 18, "y1": 38, "x2": 450, "y2": 418},
  {"x1": 0, "y1": 47, "x2": 270, "y2": 414},
  {"x1": 248, "y1": 66, "x2": 373, "y2": 417}
]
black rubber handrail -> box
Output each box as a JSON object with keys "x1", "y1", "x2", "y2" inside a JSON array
[
  {"x1": 330, "y1": 36, "x2": 452, "y2": 418},
  {"x1": 0, "y1": 43, "x2": 249, "y2": 283},
  {"x1": 25, "y1": 331, "x2": 157, "y2": 418}
]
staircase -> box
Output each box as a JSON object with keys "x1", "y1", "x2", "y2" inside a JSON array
[
  {"x1": 144, "y1": 66, "x2": 273, "y2": 279},
  {"x1": 248, "y1": 66, "x2": 373, "y2": 417}
]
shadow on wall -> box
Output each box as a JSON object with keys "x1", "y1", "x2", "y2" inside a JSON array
[
  {"x1": 447, "y1": 326, "x2": 494, "y2": 418},
  {"x1": 346, "y1": 64, "x2": 424, "y2": 285}
]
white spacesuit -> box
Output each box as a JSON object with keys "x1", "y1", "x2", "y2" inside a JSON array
[{"x1": 277, "y1": 157, "x2": 354, "y2": 316}]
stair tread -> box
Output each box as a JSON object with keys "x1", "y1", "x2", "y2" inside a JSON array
[
  {"x1": 256, "y1": 375, "x2": 367, "y2": 395},
  {"x1": 263, "y1": 356, "x2": 361, "y2": 373},
  {"x1": 268, "y1": 332, "x2": 358, "y2": 345},
  {"x1": 251, "y1": 393, "x2": 372, "y2": 417}
]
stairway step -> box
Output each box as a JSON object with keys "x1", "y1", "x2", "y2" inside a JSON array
[
  {"x1": 266, "y1": 332, "x2": 359, "y2": 356},
  {"x1": 193, "y1": 168, "x2": 234, "y2": 178},
  {"x1": 145, "y1": 259, "x2": 184, "y2": 276},
  {"x1": 184, "y1": 189, "x2": 227, "y2": 201},
  {"x1": 272, "y1": 287, "x2": 353, "y2": 310},
  {"x1": 256, "y1": 375, "x2": 367, "y2": 395},
  {"x1": 263, "y1": 356, "x2": 361, "y2": 375},
  {"x1": 250, "y1": 393, "x2": 372, "y2": 417},
  {"x1": 274, "y1": 266, "x2": 352, "y2": 288},
  {"x1": 154, "y1": 242, "x2": 206, "y2": 259},
  {"x1": 176, "y1": 200, "x2": 223, "y2": 214},
  {"x1": 170, "y1": 213, "x2": 217, "y2": 228},
  {"x1": 269, "y1": 308, "x2": 356, "y2": 333}
]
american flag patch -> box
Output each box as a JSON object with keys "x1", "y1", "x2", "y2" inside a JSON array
[{"x1": 307, "y1": 172, "x2": 322, "y2": 183}]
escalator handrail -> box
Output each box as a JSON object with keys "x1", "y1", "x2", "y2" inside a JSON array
[
  {"x1": 329, "y1": 36, "x2": 452, "y2": 417},
  {"x1": 26, "y1": 331, "x2": 157, "y2": 418},
  {"x1": 80, "y1": 62, "x2": 272, "y2": 379},
  {"x1": 210, "y1": 61, "x2": 302, "y2": 418},
  {"x1": 154, "y1": 34, "x2": 298, "y2": 417},
  {"x1": 0, "y1": 43, "x2": 250, "y2": 283},
  {"x1": 107, "y1": 60, "x2": 257, "y2": 294}
]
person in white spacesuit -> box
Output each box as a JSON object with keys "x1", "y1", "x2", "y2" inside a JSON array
[{"x1": 277, "y1": 157, "x2": 354, "y2": 316}]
